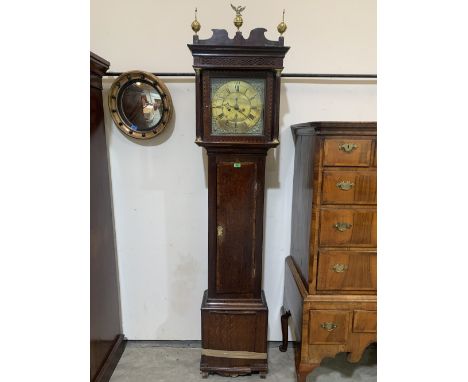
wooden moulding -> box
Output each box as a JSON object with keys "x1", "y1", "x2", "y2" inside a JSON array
[
  {"x1": 90, "y1": 52, "x2": 110, "y2": 90},
  {"x1": 286, "y1": 256, "x2": 308, "y2": 299},
  {"x1": 201, "y1": 349, "x2": 267, "y2": 360},
  {"x1": 92, "y1": 335, "x2": 127, "y2": 382},
  {"x1": 291, "y1": 122, "x2": 377, "y2": 137},
  {"x1": 191, "y1": 28, "x2": 286, "y2": 47},
  {"x1": 188, "y1": 28, "x2": 289, "y2": 72}
]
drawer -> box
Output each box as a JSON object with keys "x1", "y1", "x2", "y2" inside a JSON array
[
  {"x1": 323, "y1": 138, "x2": 373, "y2": 167},
  {"x1": 353, "y1": 310, "x2": 377, "y2": 333},
  {"x1": 322, "y1": 170, "x2": 377, "y2": 204},
  {"x1": 309, "y1": 310, "x2": 351, "y2": 344},
  {"x1": 320, "y1": 208, "x2": 377, "y2": 247},
  {"x1": 316, "y1": 250, "x2": 377, "y2": 292}
]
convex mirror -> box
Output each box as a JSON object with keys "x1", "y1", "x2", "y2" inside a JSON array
[{"x1": 109, "y1": 71, "x2": 173, "y2": 139}]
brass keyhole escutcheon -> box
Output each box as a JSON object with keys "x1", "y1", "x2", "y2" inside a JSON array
[
  {"x1": 217, "y1": 225, "x2": 224, "y2": 237},
  {"x1": 338, "y1": 143, "x2": 358, "y2": 153},
  {"x1": 320, "y1": 322, "x2": 337, "y2": 332},
  {"x1": 332, "y1": 264, "x2": 348, "y2": 273},
  {"x1": 334, "y1": 222, "x2": 352, "y2": 232},
  {"x1": 336, "y1": 180, "x2": 354, "y2": 191}
]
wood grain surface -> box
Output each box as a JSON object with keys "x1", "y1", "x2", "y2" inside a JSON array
[
  {"x1": 281, "y1": 122, "x2": 377, "y2": 382},
  {"x1": 90, "y1": 52, "x2": 124, "y2": 382}
]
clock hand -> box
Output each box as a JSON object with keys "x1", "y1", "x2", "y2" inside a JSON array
[{"x1": 237, "y1": 109, "x2": 248, "y2": 118}]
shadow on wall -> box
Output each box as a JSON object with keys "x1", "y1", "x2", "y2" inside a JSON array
[
  {"x1": 265, "y1": 81, "x2": 290, "y2": 190},
  {"x1": 260, "y1": 80, "x2": 290, "y2": 331}
]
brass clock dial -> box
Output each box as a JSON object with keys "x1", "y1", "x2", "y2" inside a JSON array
[{"x1": 211, "y1": 78, "x2": 265, "y2": 135}]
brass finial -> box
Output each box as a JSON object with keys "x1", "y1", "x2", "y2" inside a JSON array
[
  {"x1": 277, "y1": 9, "x2": 287, "y2": 35},
  {"x1": 191, "y1": 8, "x2": 201, "y2": 35},
  {"x1": 231, "y1": 4, "x2": 246, "y2": 31}
]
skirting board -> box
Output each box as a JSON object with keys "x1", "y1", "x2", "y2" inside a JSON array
[
  {"x1": 93, "y1": 334, "x2": 127, "y2": 382},
  {"x1": 124, "y1": 340, "x2": 292, "y2": 348}
]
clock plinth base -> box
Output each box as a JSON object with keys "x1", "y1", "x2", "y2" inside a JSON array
[{"x1": 200, "y1": 290, "x2": 268, "y2": 378}]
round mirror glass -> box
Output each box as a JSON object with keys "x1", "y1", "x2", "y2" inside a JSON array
[{"x1": 120, "y1": 80, "x2": 163, "y2": 132}]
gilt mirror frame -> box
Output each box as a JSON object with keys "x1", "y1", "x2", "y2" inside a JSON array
[{"x1": 108, "y1": 71, "x2": 173, "y2": 139}]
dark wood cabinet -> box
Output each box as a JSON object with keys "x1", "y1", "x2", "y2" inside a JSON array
[
  {"x1": 280, "y1": 122, "x2": 377, "y2": 382},
  {"x1": 90, "y1": 52, "x2": 126, "y2": 382}
]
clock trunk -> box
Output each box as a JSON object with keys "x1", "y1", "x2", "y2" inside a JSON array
[{"x1": 208, "y1": 153, "x2": 265, "y2": 300}]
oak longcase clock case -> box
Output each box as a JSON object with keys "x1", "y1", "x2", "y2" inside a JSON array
[{"x1": 189, "y1": 28, "x2": 289, "y2": 378}]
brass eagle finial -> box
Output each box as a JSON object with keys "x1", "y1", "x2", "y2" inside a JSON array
[{"x1": 230, "y1": 4, "x2": 246, "y2": 31}]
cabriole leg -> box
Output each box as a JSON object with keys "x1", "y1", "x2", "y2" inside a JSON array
[
  {"x1": 279, "y1": 307, "x2": 291, "y2": 352},
  {"x1": 297, "y1": 363, "x2": 319, "y2": 382}
]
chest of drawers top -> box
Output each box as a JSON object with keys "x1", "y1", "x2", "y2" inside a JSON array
[{"x1": 292, "y1": 121, "x2": 376, "y2": 134}]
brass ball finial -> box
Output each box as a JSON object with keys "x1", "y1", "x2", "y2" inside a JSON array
[
  {"x1": 277, "y1": 9, "x2": 287, "y2": 35},
  {"x1": 191, "y1": 8, "x2": 201, "y2": 35},
  {"x1": 231, "y1": 4, "x2": 246, "y2": 31}
]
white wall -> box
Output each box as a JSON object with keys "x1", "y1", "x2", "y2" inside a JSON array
[{"x1": 91, "y1": 0, "x2": 376, "y2": 340}]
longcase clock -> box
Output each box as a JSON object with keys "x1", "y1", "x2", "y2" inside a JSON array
[{"x1": 188, "y1": 22, "x2": 289, "y2": 378}]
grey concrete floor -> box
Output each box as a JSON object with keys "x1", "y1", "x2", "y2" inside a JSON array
[{"x1": 110, "y1": 342, "x2": 376, "y2": 382}]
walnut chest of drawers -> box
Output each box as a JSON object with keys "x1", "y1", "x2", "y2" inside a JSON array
[{"x1": 280, "y1": 122, "x2": 377, "y2": 382}]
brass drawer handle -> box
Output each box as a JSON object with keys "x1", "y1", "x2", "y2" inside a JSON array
[
  {"x1": 332, "y1": 264, "x2": 348, "y2": 273},
  {"x1": 338, "y1": 143, "x2": 358, "y2": 153},
  {"x1": 320, "y1": 322, "x2": 337, "y2": 332},
  {"x1": 217, "y1": 225, "x2": 224, "y2": 237},
  {"x1": 334, "y1": 222, "x2": 352, "y2": 232},
  {"x1": 336, "y1": 180, "x2": 354, "y2": 191}
]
